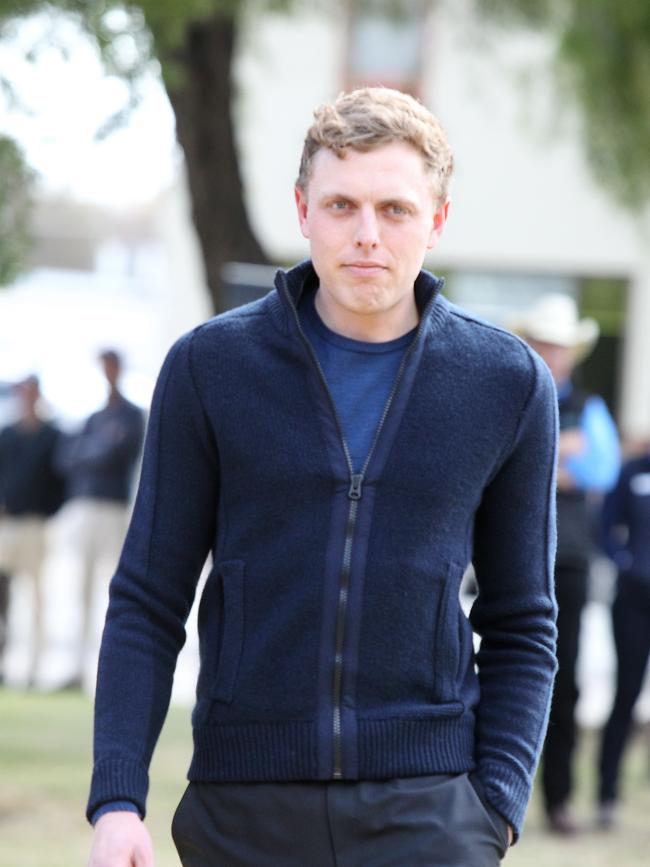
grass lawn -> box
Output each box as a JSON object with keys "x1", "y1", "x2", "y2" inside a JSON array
[
  {"x1": 0, "y1": 689, "x2": 191, "y2": 867},
  {"x1": 1, "y1": 688, "x2": 649, "y2": 866}
]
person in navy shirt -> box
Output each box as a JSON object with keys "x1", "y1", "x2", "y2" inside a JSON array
[
  {"x1": 54, "y1": 350, "x2": 144, "y2": 690},
  {"x1": 596, "y1": 446, "x2": 650, "y2": 829},
  {"x1": 0, "y1": 375, "x2": 64, "y2": 686}
]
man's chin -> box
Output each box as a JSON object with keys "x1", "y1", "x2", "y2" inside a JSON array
[
  {"x1": 343, "y1": 297, "x2": 388, "y2": 318},
  {"x1": 340, "y1": 280, "x2": 386, "y2": 305}
]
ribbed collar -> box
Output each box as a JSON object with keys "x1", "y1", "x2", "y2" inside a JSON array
[{"x1": 268, "y1": 259, "x2": 448, "y2": 338}]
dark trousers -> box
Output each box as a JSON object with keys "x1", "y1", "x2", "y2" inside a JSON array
[
  {"x1": 172, "y1": 773, "x2": 509, "y2": 867},
  {"x1": 541, "y1": 563, "x2": 589, "y2": 811},
  {"x1": 598, "y1": 574, "x2": 650, "y2": 804},
  {"x1": 0, "y1": 570, "x2": 10, "y2": 676}
]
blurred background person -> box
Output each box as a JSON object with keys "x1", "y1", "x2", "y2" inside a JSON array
[
  {"x1": 0, "y1": 374, "x2": 65, "y2": 687},
  {"x1": 596, "y1": 441, "x2": 650, "y2": 830},
  {"x1": 54, "y1": 349, "x2": 144, "y2": 690},
  {"x1": 513, "y1": 294, "x2": 620, "y2": 835}
]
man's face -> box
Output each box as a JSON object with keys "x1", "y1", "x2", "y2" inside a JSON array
[
  {"x1": 527, "y1": 338, "x2": 575, "y2": 386},
  {"x1": 295, "y1": 142, "x2": 448, "y2": 325},
  {"x1": 16, "y1": 378, "x2": 39, "y2": 412},
  {"x1": 101, "y1": 355, "x2": 121, "y2": 388}
]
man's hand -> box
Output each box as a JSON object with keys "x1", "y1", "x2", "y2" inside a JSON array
[
  {"x1": 507, "y1": 824, "x2": 514, "y2": 847},
  {"x1": 88, "y1": 811, "x2": 154, "y2": 867}
]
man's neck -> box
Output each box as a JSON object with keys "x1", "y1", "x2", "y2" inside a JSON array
[
  {"x1": 18, "y1": 411, "x2": 43, "y2": 432},
  {"x1": 313, "y1": 291, "x2": 419, "y2": 343},
  {"x1": 107, "y1": 388, "x2": 123, "y2": 407}
]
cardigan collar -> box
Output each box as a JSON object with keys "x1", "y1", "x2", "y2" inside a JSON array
[{"x1": 269, "y1": 259, "x2": 447, "y2": 336}]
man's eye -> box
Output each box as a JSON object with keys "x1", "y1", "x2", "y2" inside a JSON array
[
  {"x1": 331, "y1": 201, "x2": 349, "y2": 210},
  {"x1": 388, "y1": 204, "x2": 408, "y2": 216}
]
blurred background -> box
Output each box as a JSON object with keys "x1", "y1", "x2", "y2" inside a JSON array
[{"x1": 0, "y1": 1, "x2": 649, "y2": 865}]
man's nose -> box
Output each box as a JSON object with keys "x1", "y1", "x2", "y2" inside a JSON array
[{"x1": 354, "y1": 206, "x2": 380, "y2": 248}]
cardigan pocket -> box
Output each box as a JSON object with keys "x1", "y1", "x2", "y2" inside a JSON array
[
  {"x1": 211, "y1": 559, "x2": 245, "y2": 703},
  {"x1": 432, "y1": 562, "x2": 465, "y2": 704}
]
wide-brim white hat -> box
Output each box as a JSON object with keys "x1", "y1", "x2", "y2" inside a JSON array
[{"x1": 509, "y1": 293, "x2": 599, "y2": 364}]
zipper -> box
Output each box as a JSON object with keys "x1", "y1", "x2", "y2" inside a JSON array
[{"x1": 281, "y1": 279, "x2": 437, "y2": 778}]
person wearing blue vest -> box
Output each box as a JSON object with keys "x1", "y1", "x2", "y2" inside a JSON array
[
  {"x1": 512, "y1": 295, "x2": 620, "y2": 835},
  {"x1": 87, "y1": 87, "x2": 558, "y2": 866}
]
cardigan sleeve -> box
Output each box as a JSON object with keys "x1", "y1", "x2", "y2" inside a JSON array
[
  {"x1": 87, "y1": 329, "x2": 219, "y2": 822},
  {"x1": 469, "y1": 350, "x2": 559, "y2": 841}
]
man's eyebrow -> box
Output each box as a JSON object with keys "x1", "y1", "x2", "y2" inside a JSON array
[
  {"x1": 317, "y1": 192, "x2": 420, "y2": 209},
  {"x1": 374, "y1": 196, "x2": 425, "y2": 216},
  {"x1": 318, "y1": 191, "x2": 358, "y2": 203},
  {"x1": 379, "y1": 197, "x2": 419, "y2": 209}
]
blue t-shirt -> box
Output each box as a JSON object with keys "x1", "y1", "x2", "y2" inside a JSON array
[{"x1": 299, "y1": 290, "x2": 416, "y2": 473}]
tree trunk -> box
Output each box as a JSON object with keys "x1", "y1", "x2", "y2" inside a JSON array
[{"x1": 166, "y1": 12, "x2": 268, "y2": 313}]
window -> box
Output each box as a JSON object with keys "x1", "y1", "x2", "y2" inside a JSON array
[{"x1": 344, "y1": 0, "x2": 428, "y2": 96}]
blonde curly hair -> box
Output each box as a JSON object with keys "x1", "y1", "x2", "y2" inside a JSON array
[{"x1": 296, "y1": 87, "x2": 454, "y2": 206}]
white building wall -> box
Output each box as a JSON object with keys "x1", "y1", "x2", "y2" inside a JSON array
[
  {"x1": 153, "y1": 167, "x2": 213, "y2": 342},
  {"x1": 235, "y1": 4, "x2": 643, "y2": 270},
  {"x1": 235, "y1": 6, "x2": 341, "y2": 262},
  {"x1": 622, "y1": 256, "x2": 650, "y2": 440},
  {"x1": 202, "y1": 2, "x2": 649, "y2": 438},
  {"x1": 427, "y1": 3, "x2": 642, "y2": 275}
]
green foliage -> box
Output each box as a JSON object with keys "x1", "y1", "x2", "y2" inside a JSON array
[
  {"x1": 580, "y1": 277, "x2": 627, "y2": 335},
  {"x1": 2, "y1": 0, "x2": 647, "y2": 212},
  {"x1": 0, "y1": 1, "x2": 293, "y2": 69},
  {"x1": 473, "y1": 0, "x2": 556, "y2": 30},
  {"x1": 0, "y1": 0, "x2": 296, "y2": 109},
  {"x1": 475, "y1": 0, "x2": 650, "y2": 209},
  {"x1": 0, "y1": 135, "x2": 33, "y2": 287},
  {"x1": 354, "y1": 0, "x2": 429, "y2": 23},
  {"x1": 0, "y1": 1, "x2": 44, "y2": 17}
]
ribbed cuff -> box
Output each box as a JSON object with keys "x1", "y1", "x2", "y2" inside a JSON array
[
  {"x1": 86, "y1": 758, "x2": 149, "y2": 824},
  {"x1": 475, "y1": 760, "x2": 533, "y2": 842}
]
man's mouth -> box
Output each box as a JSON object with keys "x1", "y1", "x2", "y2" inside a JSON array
[{"x1": 343, "y1": 261, "x2": 388, "y2": 274}]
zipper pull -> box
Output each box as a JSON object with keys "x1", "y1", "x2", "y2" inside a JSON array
[{"x1": 348, "y1": 473, "x2": 364, "y2": 501}]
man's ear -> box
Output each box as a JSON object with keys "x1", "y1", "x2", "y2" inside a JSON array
[
  {"x1": 295, "y1": 186, "x2": 310, "y2": 239},
  {"x1": 427, "y1": 198, "x2": 450, "y2": 250}
]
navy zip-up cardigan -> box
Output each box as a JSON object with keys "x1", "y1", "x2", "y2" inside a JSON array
[{"x1": 88, "y1": 262, "x2": 558, "y2": 838}]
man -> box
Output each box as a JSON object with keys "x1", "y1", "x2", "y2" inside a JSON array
[
  {"x1": 513, "y1": 294, "x2": 619, "y2": 835},
  {"x1": 0, "y1": 375, "x2": 64, "y2": 686},
  {"x1": 597, "y1": 443, "x2": 650, "y2": 830},
  {"x1": 55, "y1": 350, "x2": 144, "y2": 690},
  {"x1": 88, "y1": 88, "x2": 558, "y2": 866}
]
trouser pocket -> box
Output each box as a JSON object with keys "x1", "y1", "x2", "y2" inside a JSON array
[
  {"x1": 467, "y1": 773, "x2": 510, "y2": 859},
  {"x1": 171, "y1": 784, "x2": 193, "y2": 855}
]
